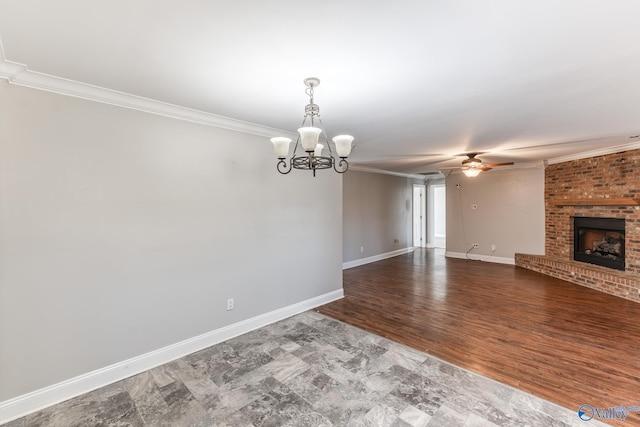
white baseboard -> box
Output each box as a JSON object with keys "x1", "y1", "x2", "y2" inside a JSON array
[
  {"x1": 343, "y1": 247, "x2": 414, "y2": 270},
  {"x1": 445, "y1": 251, "x2": 515, "y2": 265},
  {"x1": 0, "y1": 289, "x2": 343, "y2": 424}
]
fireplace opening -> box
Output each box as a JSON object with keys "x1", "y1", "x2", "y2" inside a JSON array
[{"x1": 574, "y1": 217, "x2": 625, "y2": 271}]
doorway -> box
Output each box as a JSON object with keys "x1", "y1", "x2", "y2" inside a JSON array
[
  {"x1": 413, "y1": 184, "x2": 426, "y2": 247},
  {"x1": 428, "y1": 183, "x2": 446, "y2": 248}
]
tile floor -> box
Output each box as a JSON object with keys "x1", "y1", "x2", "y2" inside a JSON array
[{"x1": 2, "y1": 311, "x2": 603, "y2": 426}]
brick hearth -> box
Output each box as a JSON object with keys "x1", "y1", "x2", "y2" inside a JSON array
[{"x1": 515, "y1": 149, "x2": 640, "y2": 303}]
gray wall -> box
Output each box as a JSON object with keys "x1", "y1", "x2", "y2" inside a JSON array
[
  {"x1": 0, "y1": 84, "x2": 343, "y2": 400},
  {"x1": 445, "y1": 167, "x2": 545, "y2": 260},
  {"x1": 342, "y1": 170, "x2": 420, "y2": 262}
]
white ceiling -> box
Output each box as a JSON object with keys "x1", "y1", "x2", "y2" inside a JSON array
[{"x1": 2, "y1": 0, "x2": 640, "y2": 175}]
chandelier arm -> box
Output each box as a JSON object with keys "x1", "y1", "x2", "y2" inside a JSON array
[
  {"x1": 333, "y1": 158, "x2": 349, "y2": 174},
  {"x1": 276, "y1": 159, "x2": 293, "y2": 174},
  {"x1": 291, "y1": 135, "x2": 301, "y2": 154},
  {"x1": 316, "y1": 117, "x2": 335, "y2": 155}
]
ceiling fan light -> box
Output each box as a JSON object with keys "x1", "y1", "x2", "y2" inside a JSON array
[
  {"x1": 271, "y1": 137, "x2": 292, "y2": 159},
  {"x1": 333, "y1": 135, "x2": 354, "y2": 158},
  {"x1": 298, "y1": 127, "x2": 322, "y2": 152},
  {"x1": 463, "y1": 168, "x2": 481, "y2": 177}
]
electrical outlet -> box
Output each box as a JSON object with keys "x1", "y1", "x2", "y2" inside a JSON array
[
  {"x1": 227, "y1": 298, "x2": 234, "y2": 311},
  {"x1": 360, "y1": 246, "x2": 364, "y2": 253},
  {"x1": 491, "y1": 243, "x2": 496, "y2": 251},
  {"x1": 394, "y1": 238, "x2": 399, "y2": 244},
  {"x1": 473, "y1": 243, "x2": 479, "y2": 248}
]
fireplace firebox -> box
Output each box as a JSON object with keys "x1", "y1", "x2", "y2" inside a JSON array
[{"x1": 573, "y1": 217, "x2": 625, "y2": 271}]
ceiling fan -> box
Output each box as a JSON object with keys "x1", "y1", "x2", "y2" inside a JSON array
[{"x1": 455, "y1": 153, "x2": 514, "y2": 177}]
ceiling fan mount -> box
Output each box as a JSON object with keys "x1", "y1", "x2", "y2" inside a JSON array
[
  {"x1": 414, "y1": 151, "x2": 516, "y2": 176},
  {"x1": 461, "y1": 153, "x2": 483, "y2": 166},
  {"x1": 458, "y1": 153, "x2": 514, "y2": 176}
]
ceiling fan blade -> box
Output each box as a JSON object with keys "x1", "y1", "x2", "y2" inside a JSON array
[
  {"x1": 478, "y1": 166, "x2": 493, "y2": 171},
  {"x1": 482, "y1": 162, "x2": 514, "y2": 168}
]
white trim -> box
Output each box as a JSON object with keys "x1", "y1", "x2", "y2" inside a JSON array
[
  {"x1": 546, "y1": 142, "x2": 640, "y2": 165},
  {"x1": 443, "y1": 161, "x2": 545, "y2": 176},
  {"x1": 445, "y1": 251, "x2": 515, "y2": 265},
  {"x1": 0, "y1": 57, "x2": 294, "y2": 140},
  {"x1": 343, "y1": 247, "x2": 414, "y2": 269},
  {"x1": 349, "y1": 165, "x2": 428, "y2": 180},
  {"x1": 0, "y1": 289, "x2": 343, "y2": 424},
  {"x1": 413, "y1": 184, "x2": 427, "y2": 248},
  {"x1": 0, "y1": 59, "x2": 27, "y2": 81}
]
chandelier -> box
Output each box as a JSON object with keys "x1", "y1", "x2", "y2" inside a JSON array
[{"x1": 270, "y1": 78, "x2": 354, "y2": 176}]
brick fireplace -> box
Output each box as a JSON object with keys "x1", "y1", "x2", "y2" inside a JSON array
[{"x1": 515, "y1": 149, "x2": 640, "y2": 303}]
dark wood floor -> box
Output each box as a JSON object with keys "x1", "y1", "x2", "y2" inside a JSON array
[{"x1": 317, "y1": 249, "x2": 640, "y2": 425}]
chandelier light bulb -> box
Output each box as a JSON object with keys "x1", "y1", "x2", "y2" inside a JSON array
[
  {"x1": 332, "y1": 135, "x2": 354, "y2": 158},
  {"x1": 298, "y1": 127, "x2": 322, "y2": 152},
  {"x1": 271, "y1": 137, "x2": 292, "y2": 159}
]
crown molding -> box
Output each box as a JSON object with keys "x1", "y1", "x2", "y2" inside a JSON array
[
  {"x1": 517, "y1": 160, "x2": 547, "y2": 169},
  {"x1": 546, "y1": 141, "x2": 640, "y2": 165},
  {"x1": 0, "y1": 58, "x2": 27, "y2": 80},
  {"x1": 2, "y1": 39, "x2": 638, "y2": 165},
  {"x1": 439, "y1": 161, "x2": 545, "y2": 176},
  {"x1": 349, "y1": 165, "x2": 431, "y2": 180},
  {"x1": 0, "y1": 55, "x2": 294, "y2": 139},
  {"x1": 351, "y1": 161, "x2": 548, "y2": 179}
]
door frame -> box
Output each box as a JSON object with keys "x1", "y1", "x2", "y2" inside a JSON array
[{"x1": 413, "y1": 184, "x2": 426, "y2": 248}]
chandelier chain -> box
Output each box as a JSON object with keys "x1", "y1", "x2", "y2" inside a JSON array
[{"x1": 305, "y1": 85, "x2": 314, "y2": 102}]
